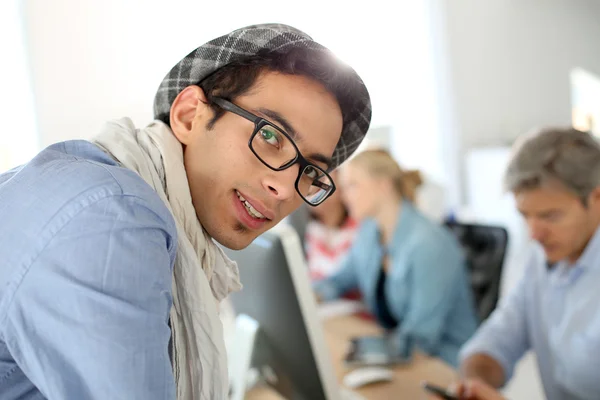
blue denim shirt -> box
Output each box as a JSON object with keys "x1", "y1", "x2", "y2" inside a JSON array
[
  {"x1": 314, "y1": 201, "x2": 478, "y2": 366},
  {"x1": 460, "y1": 227, "x2": 600, "y2": 400},
  {"x1": 0, "y1": 141, "x2": 178, "y2": 399}
]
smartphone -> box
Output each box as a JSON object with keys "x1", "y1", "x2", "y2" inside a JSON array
[
  {"x1": 422, "y1": 382, "x2": 459, "y2": 400},
  {"x1": 344, "y1": 335, "x2": 410, "y2": 367}
]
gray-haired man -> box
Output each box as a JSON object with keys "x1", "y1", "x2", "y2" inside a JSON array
[{"x1": 457, "y1": 128, "x2": 600, "y2": 400}]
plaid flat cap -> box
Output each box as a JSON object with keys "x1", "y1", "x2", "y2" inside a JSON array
[{"x1": 153, "y1": 23, "x2": 372, "y2": 169}]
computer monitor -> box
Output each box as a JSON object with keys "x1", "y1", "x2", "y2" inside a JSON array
[{"x1": 222, "y1": 223, "x2": 342, "y2": 400}]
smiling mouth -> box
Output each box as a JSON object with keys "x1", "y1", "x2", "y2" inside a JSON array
[{"x1": 236, "y1": 190, "x2": 268, "y2": 220}]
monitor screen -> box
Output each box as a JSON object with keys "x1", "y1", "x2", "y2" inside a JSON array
[{"x1": 223, "y1": 223, "x2": 340, "y2": 400}]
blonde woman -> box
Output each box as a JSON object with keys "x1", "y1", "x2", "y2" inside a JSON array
[{"x1": 313, "y1": 150, "x2": 477, "y2": 366}]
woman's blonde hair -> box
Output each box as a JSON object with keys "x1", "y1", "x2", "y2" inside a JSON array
[{"x1": 347, "y1": 149, "x2": 423, "y2": 202}]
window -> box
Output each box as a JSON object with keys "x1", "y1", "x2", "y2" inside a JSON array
[{"x1": 571, "y1": 68, "x2": 600, "y2": 137}]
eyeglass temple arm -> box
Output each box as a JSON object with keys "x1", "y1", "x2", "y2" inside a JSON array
[
  {"x1": 312, "y1": 180, "x2": 331, "y2": 190},
  {"x1": 212, "y1": 97, "x2": 261, "y2": 124}
]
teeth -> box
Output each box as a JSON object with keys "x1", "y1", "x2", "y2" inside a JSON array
[
  {"x1": 245, "y1": 201, "x2": 266, "y2": 219},
  {"x1": 236, "y1": 191, "x2": 266, "y2": 219}
]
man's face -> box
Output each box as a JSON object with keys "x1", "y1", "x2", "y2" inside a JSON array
[
  {"x1": 175, "y1": 71, "x2": 343, "y2": 250},
  {"x1": 515, "y1": 183, "x2": 600, "y2": 263}
]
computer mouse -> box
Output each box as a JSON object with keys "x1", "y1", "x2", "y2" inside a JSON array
[{"x1": 342, "y1": 366, "x2": 394, "y2": 389}]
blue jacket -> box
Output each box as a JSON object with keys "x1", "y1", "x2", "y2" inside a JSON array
[
  {"x1": 314, "y1": 201, "x2": 478, "y2": 366},
  {"x1": 0, "y1": 141, "x2": 178, "y2": 399}
]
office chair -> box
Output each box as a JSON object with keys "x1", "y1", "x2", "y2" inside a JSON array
[{"x1": 444, "y1": 221, "x2": 509, "y2": 322}]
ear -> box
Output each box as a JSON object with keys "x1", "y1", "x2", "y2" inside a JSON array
[
  {"x1": 170, "y1": 85, "x2": 210, "y2": 145},
  {"x1": 587, "y1": 186, "x2": 600, "y2": 208},
  {"x1": 379, "y1": 177, "x2": 397, "y2": 197}
]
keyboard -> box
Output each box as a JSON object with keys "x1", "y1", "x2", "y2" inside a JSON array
[{"x1": 340, "y1": 387, "x2": 367, "y2": 400}]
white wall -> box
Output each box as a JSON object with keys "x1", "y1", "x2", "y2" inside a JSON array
[
  {"x1": 443, "y1": 0, "x2": 600, "y2": 151},
  {"x1": 0, "y1": 0, "x2": 39, "y2": 171},
  {"x1": 22, "y1": 2, "x2": 435, "y2": 144}
]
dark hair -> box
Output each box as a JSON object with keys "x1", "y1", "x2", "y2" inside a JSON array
[{"x1": 196, "y1": 47, "x2": 362, "y2": 131}]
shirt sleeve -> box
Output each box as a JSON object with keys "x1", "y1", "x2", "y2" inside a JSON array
[
  {"x1": 3, "y1": 194, "x2": 177, "y2": 400},
  {"x1": 459, "y1": 254, "x2": 533, "y2": 384},
  {"x1": 393, "y1": 243, "x2": 466, "y2": 360},
  {"x1": 312, "y1": 241, "x2": 360, "y2": 301}
]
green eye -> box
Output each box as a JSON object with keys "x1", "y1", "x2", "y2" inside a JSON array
[{"x1": 260, "y1": 128, "x2": 280, "y2": 147}]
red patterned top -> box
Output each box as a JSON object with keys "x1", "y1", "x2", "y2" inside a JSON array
[{"x1": 305, "y1": 217, "x2": 359, "y2": 281}]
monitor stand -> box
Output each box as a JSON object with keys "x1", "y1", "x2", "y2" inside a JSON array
[{"x1": 228, "y1": 314, "x2": 295, "y2": 400}]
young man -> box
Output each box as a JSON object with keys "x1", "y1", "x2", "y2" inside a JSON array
[
  {"x1": 0, "y1": 24, "x2": 371, "y2": 399},
  {"x1": 456, "y1": 128, "x2": 600, "y2": 400}
]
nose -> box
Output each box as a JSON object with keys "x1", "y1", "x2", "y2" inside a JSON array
[
  {"x1": 528, "y1": 219, "x2": 547, "y2": 242},
  {"x1": 261, "y1": 164, "x2": 299, "y2": 201}
]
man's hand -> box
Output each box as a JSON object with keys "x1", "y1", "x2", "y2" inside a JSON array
[
  {"x1": 447, "y1": 379, "x2": 506, "y2": 400},
  {"x1": 460, "y1": 353, "x2": 505, "y2": 389}
]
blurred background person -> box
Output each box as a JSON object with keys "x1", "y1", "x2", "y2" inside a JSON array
[
  {"x1": 304, "y1": 170, "x2": 359, "y2": 281},
  {"x1": 313, "y1": 149, "x2": 478, "y2": 366},
  {"x1": 458, "y1": 128, "x2": 600, "y2": 400}
]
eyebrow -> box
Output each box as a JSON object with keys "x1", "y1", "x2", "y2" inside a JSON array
[
  {"x1": 518, "y1": 209, "x2": 562, "y2": 218},
  {"x1": 257, "y1": 107, "x2": 298, "y2": 139},
  {"x1": 256, "y1": 107, "x2": 333, "y2": 169}
]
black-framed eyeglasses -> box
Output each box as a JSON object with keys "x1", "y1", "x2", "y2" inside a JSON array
[{"x1": 212, "y1": 97, "x2": 336, "y2": 206}]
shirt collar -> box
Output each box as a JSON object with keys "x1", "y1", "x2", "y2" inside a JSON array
[
  {"x1": 575, "y1": 224, "x2": 600, "y2": 271},
  {"x1": 384, "y1": 200, "x2": 417, "y2": 255}
]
